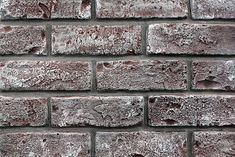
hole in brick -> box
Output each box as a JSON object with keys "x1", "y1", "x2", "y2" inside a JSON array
[
  {"x1": 163, "y1": 119, "x2": 178, "y2": 125},
  {"x1": 149, "y1": 97, "x2": 156, "y2": 103},
  {"x1": 129, "y1": 153, "x2": 144, "y2": 157},
  {"x1": 3, "y1": 26, "x2": 12, "y2": 32},
  {"x1": 27, "y1": 47, "x2": 41, "y2": 54},
  {"x1": 196, "y1": 80, "x2": 221, "y2": 89},
  {"x1": 81, "y1": 0, "x2": 90, "y2": 7},
  {"x1": 43, "y1": 139, "x2": 47, "y2": 142},
  {"x1": 38, "y1": 3, "x2": 51, "y2": 19},
  {"x1": 41, "y1": 31, "x2": 46, "y2": 40},
  {"x1": 52, "y1": 106, "x2": 59, "y2": 112},
  {"x1": 103, "y1": 62, "x2": 113, "y2": 68}
]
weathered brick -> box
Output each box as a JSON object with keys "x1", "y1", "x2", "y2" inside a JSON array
[
  {"x1": 148, "y1": 95, "x2": 235, "y2": 126},
  {"x1": 51, "y1": 96, "x2": 144, "y2": 127},
  {"x1": 192, "y1": 60, "x2": 235, "y2": 90},
  {"x1": 0, "y1": 60, "x2": 91, "y2": 91},
  {"x1": 0, "y1": 132, "x2": 90, "y2": 156},
  {"x1": 191, "y1": 0, "x2": 235, "y2": 19},
  {"x1": 96, "y1": 60, "x2": 188, "y2": 91},
  {"x1": 0, "y1": 25, "x2": 46, "y2": 55},
  {"x1": 52, "y1": 25, "x2": 142, "y2": 55},
  {"x1": 193, "y1": 132, "x2": 235, "y2": 157},
  {"x1": 96, "y1": 0, "x2": 188, "y2": 18},
  {"x1": 96, "y1": 131, "x2": 187, "y2": 157},
  {"x1": 0, "y1": 0, "x2": 91, "y2": 19},
  {"x1": 0, "y1": 96, "x2": 47, "y2": 127},
  {"x1": 147, "y1": 23, "x2": 235, "y2": 55}
]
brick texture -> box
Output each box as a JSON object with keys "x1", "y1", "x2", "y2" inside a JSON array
[
  {"x1": 0, "y1": 96, "x2": 48, "y2": 127},
  {"x1": 193, "y1": 132, "x2": 235, "y2": 157},
  {"x1": 0, "y1": 0, "x2": 234, "y2": 156},
  {"x1": 192, "y1": 60, "x2": 235, "y2": 90},
  {"x1": 0, "y1": 0, "x2": 91, "y2": 19},
  {"x1": 147, "y1": 23, "x2": 235, "y2": 55},
  {"x1": 96, "y1": 0, "x2": 188, "y2": 18},
  {"x1": 96, "y1": 131, "x2": 187, "y2": 157},
  {"x1": 148, "y1": 95, "x2": 235, "y2": 126},
  {"x1": 191, "y1": 0, "x2": 235, "y2": 19},
  {"x1": 0, "y1": 132, "x2": 90, "y2": 157},
  {"x1": 52, "y1": 25, "x2": 142, "y2": 55},
  {"x1": 0, "y1": 60, "x2": 92, "y2": 91},
  {"x1": 97, "y1": 60, "x2": 188, "y2": 91},
  {"x1": 0, "y1": 25, "x2": 46, "y2": 55},
  {"x1": 51, "y1": 96, "x2": 144, "y2": 127}
]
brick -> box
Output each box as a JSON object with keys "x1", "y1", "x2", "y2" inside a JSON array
[
  {"x1": 96, "y1": 0, "x2": 188, "y2": 18},
  {"x1": 192, "y1": 60, "x2": 235, "y2": 90},
  {"x1": 51, "y1": 96, "x2": 144, "y2": 127},
  {"x1": 147, "y1": 23, "x2": 235, "y2": 55},
  {"x1": 52, "y1": 25, "x2": 142, "y2": 55},
  {"x1": 191, "y1": 0, "x2": 235, "y2": 19},
  {"x1": 148, "y1": 95, "x2": 235, "y2": 126},
  {"x1": 0, "y1": 60, "x2": 91, "y2": 91},
  {"x1": 0, "y1": 0, "x2": 91, "y2": 19},
  {"x1": 193, "y1": 132, "x2": 235, "y2": 157},
  {"x1": 0, "y1": 132, "x2": 90, "y2": 157},
  {"x1": 96, "y1": 131, "x2": 187, "y2": 157},
  {"x1": 0, "y1": 96, "x2": 47, "y2": 127},
  {"x1": 0, "y1": 25, "x2": 46, "y2": 55},
  {"x1": 96, "y1": 60, "x2": 188, "y2": 91}
]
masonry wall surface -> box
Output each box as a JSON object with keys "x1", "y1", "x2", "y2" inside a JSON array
[{"x1": 0, "y1": 0, "x2": 235, "y2": 157}]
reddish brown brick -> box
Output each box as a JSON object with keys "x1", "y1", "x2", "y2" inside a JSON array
[
  {"x1": 51, "y1": 96, "x2": 144, "y2": 127},
  {"x1": 191, "y1": 0, "x2": 235, "y2": 19},
  {"x1": 0, "y1": 132, "x2": 90, "y2": 156},
  {"x1": 96, "y1": 0, "x2": 188, "y2": 18},
  {"x1": 193, "y1": 60, "x2": 235, "y2": 90},
  {"x1": 96, "y1": 131, "x2": 187, "y2": 157},
  {"x1": 0, "y1": 0, "x2": 91, "y2": 19},
  {"x1": 52, "y1": 25, "x2": 142, "y2": 55},
  {"x1": 193, "y1": 132, "x2": 235, "y2": 157},
  {"x1": 148, "y1": 95, "x2": 235, "y2": 126},
  {"x1": 0, "y1": 96, "x2": 47, "y2": 127},
  {"x1": 0, "y1": 25, "x2": 46, "y2": 55},
  {"x1": 0, "y1": 60, "x2": 91, "y2": 91},
  {"x1": 96, "y1": 60, "x2": 188, "y2": 91},
  {"x1": 147, "y1": 23, "x2": 235, "y2": 55}
]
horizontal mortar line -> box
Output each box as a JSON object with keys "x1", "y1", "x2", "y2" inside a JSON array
[
  {"x1": 2, "y1": 55, "x2": 235, "y2": 61},
  {"x1": 0, "y1": 18, "x2": 235, "y2": 25},
  {"x1": 1, "y1": 126, "x2": 235, "y2": 134},
  {"x1": 2, "y1": 91, "x2": 235, "y2": 97}
]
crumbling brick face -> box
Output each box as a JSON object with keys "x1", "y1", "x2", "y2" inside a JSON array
[{"x1": 0, "y1": 0, "x2": 234, "y2": 156}]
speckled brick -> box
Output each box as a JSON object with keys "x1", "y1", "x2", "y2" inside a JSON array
[
  {"x1": 96, "y1": 0, "x2": 188, "y2": 18},
  {"x1": 52, "y1": 25, "x2": 142, "y2": 55},
  {"x1": 0, "y1": 0, "x2": 91, "y2": 19},
  {"x1": 0, "y1": 25, "x2": 46, "y2": 55},
  {"x1": 148, "y1": 95, "x2": 235, "y2": 126},
  {"x1": 0, "y1": 132, "x2": 90, "y2": 157},
  {"x1": 96, "y1": 131, "x2": 187, "y2": 157},
  {"x1": 0, "y1": 60, "x2": 91, "y2": 91},
  {"x1": 51, "y1": 96, "x2": 144, "y2": 127},
  {"x1": 192, "y1": 60, "x2": 235, "y2": 90},
  {"x1": 193, "y1": 132, "x2": 235, "y2": 157},
  {"x1": 96, "y1": 60, "x2": 188, "y2": 91},
  {"x1": 147, "y1": 23, "x2": 235, "y2": 55},
  {"x1": 0, "y1": 96, "x2": 48, "y2": 127},
  {"x1": 191, "y1": 0, "x2": 235, "y2": 19}
]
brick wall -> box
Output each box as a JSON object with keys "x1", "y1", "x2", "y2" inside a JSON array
[{"x1": 0, "y1": 0, "x2": 234, "y2": 157}]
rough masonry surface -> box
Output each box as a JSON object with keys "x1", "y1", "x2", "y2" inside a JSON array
[
  {"x1": 97, "y1": 60, "x2": 188, "y2": 91},
  {"x1": 0, "y1": 0, "x2": 91, "y2": 19},
  {"x1": 193, "y1": 132, "x2": 235, "y2": 157},
  {"x1": 0, "y1": 60, "x2": 92, "y2": 90},
  {"x1": 193, "y1": 60, "x2": 235, "y2": 90},
  {"x1": 0, "y1": 96, "x2": 48, "y2": 127},
  {"x1": 96, "y1": 131, "x2": 187, "y2": 157},
  {"x1": 147, "y1": 23, "x2": 235, "y2": 55},
  {"x1": 148, "y1": 95, "x2": 235, "y2": 126},
  {"x1": 0, "y1": 25, "x2": 46, "y2": 55},
  {"x1": 52, "y1": 25, "x2": 142, "y2": 55},
  {"x1": 96, "y1": 0, "x2": 188, "y2": 18},
  {"x1": 51, "y1": 96, "x2": 144, "y2": 127},
  {"x1": 0, "y1": 132, "x2": 90, "y2": 157}
]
